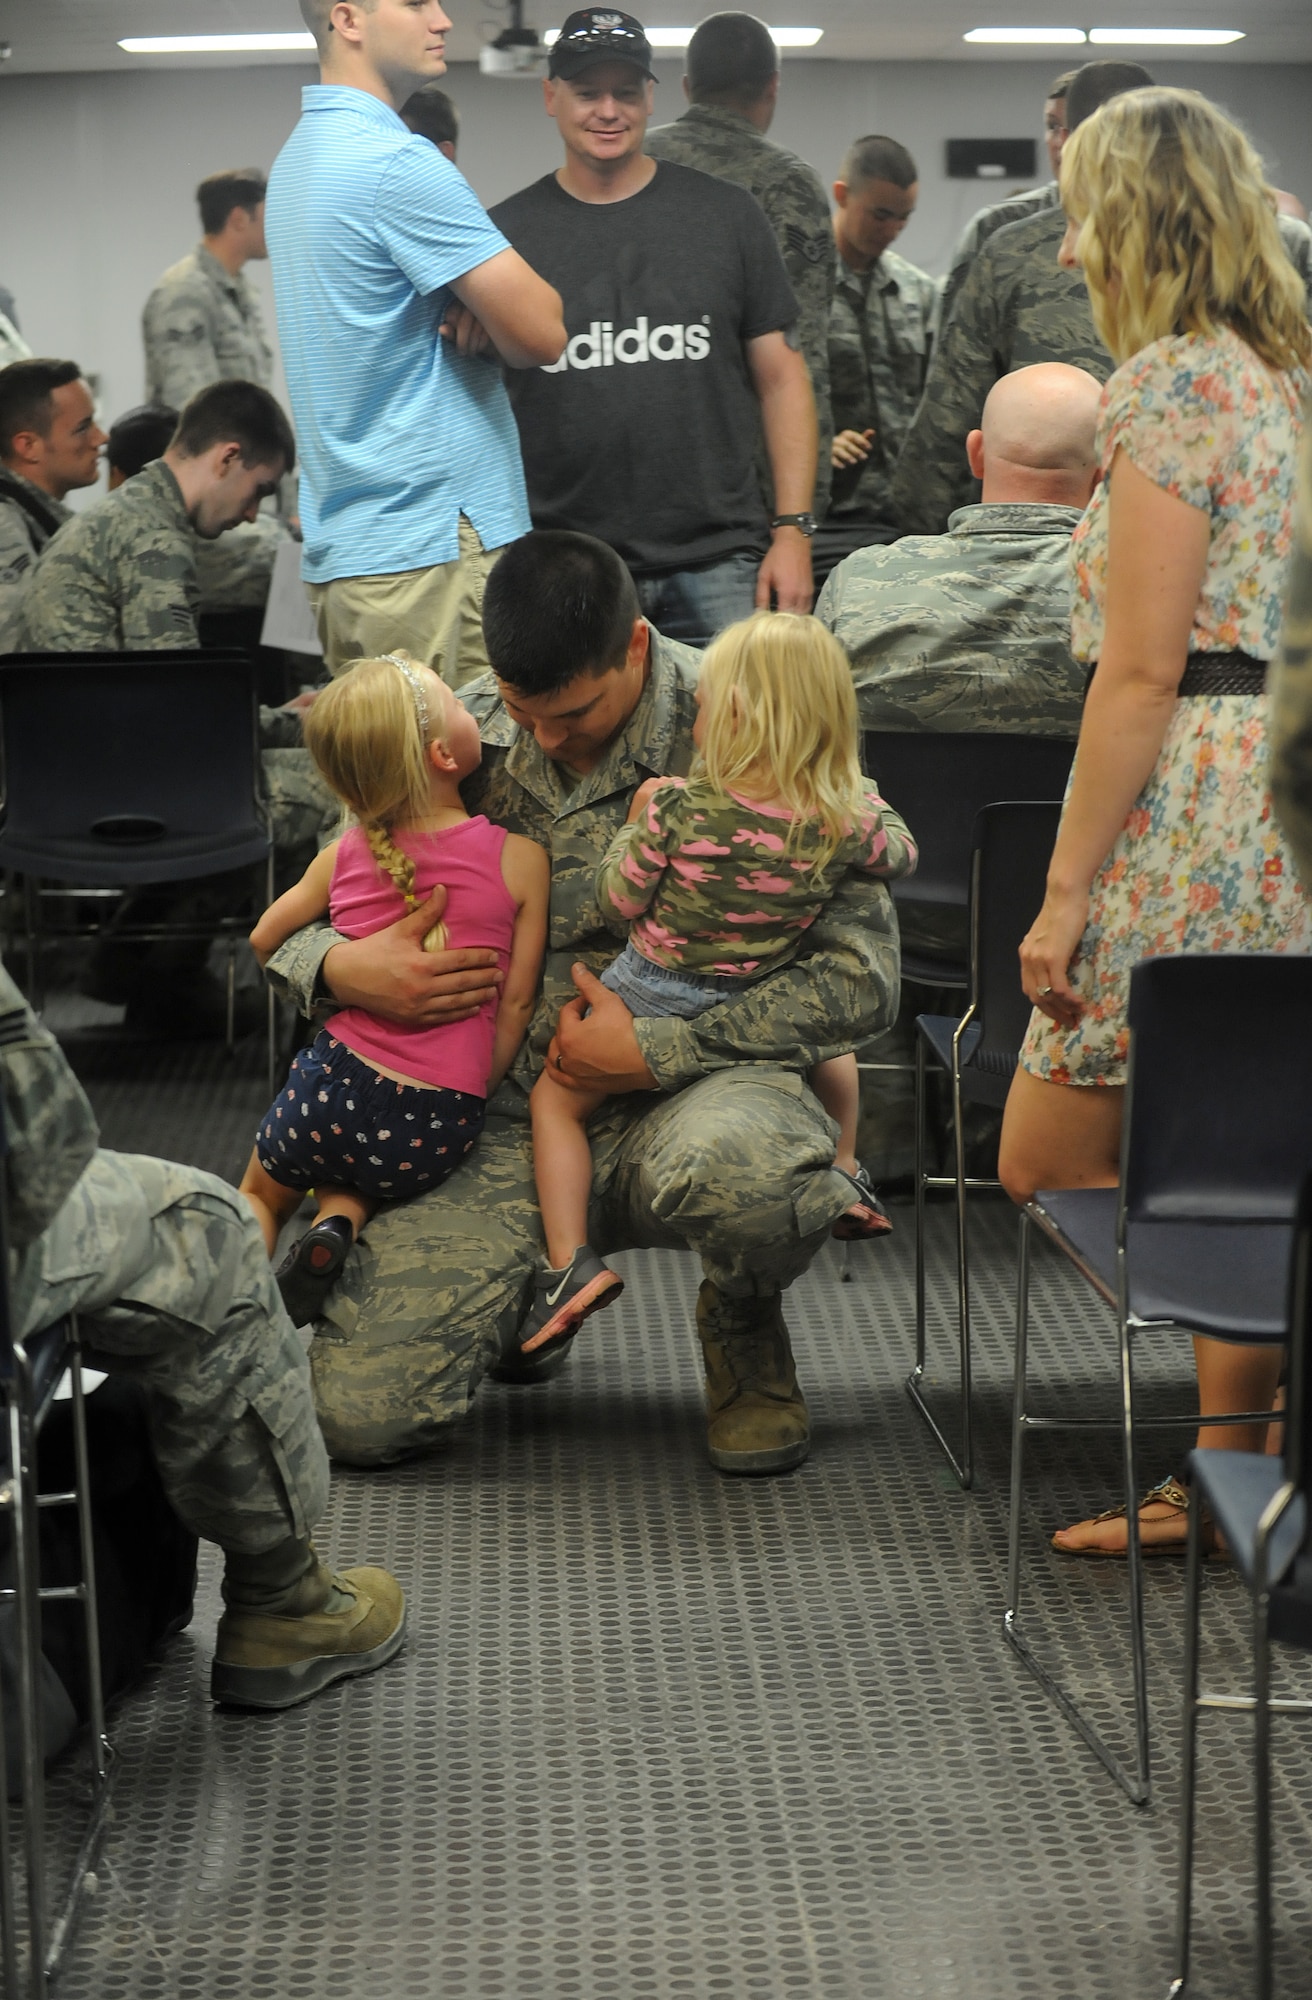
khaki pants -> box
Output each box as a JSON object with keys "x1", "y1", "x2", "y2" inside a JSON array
[{"x1": 309, "y1": 514, "x2": 500, "y2": 689}]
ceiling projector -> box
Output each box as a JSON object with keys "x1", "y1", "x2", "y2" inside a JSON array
[{"x1": 479, "y1": 3, "x2": 549, "y2": 77}]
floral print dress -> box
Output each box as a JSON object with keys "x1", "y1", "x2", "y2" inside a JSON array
[{"x1": 1020, "y1": 326, "x2": 1312, "y2": 1088}]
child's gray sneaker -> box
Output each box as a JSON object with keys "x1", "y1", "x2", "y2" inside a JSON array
[{"x1": 519, "y1": 1247, "x2": 625, "y2": 1355}]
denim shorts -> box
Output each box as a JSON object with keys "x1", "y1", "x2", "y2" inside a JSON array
[
  {"x1": 600, "y1": 941, "x2": 753, "y2": 1020},
  {"x1": 255, "y1": 1030, "x2": 485, "y2": 1200}
]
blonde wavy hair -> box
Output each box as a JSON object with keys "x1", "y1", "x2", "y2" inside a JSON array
[
  {"x1": 302, "y1": 652, "x2": 448, "y2": 950},
  {"x1": 696, "y1": 612, "x2": 868, "y2": 873},
  {"x1": 1060, "y1": 87, "x2": 1311, "y2": 372}
]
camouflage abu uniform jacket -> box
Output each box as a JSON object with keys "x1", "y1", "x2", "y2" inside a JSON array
[
  {"x1": 816, "y1": 500, "x2": 1085, "y2": 737},
  {"x1": 13, "y1": 460, "x2": 326, "y2": 842},
  {"x1": 888, "y1": 205, "x2": 1111, "y2": 537},
  {"x1": 645, "y1": 103, "x2": 835, "y2": 518},
  {"x1": 0, "y1": 959, "x2": 329, "y2": 1549},
  {"x1": 142, "y1": 244, "x2": 274, "y2": 409},
  {"x1": 0, "y1": 467, "x2": 71, "y2": 652},
  {"x1": 267, "y1": 626, "x2": 910, "y2": 1114},
  {"x1": 16, "y1": 458, "x2": 202, "y2": 653},
  {"x1": 935, "y1": 181, "x2": 1059, "y2": 337},
  {"x1": 1271, "y1": 420, "x2": 1312, "y2": 885},
  {"x1": 827, "y1": 244, "x2": 937, "y2": 526},
  {"x1": 893, "y1": 201, "x2": 1312, "y2": 540}
]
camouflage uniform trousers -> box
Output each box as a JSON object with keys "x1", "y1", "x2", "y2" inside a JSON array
[
  {"x1": 27, "y1": 1150, "x2": 329, "y2": 1555},
  {"x1": 307, "y1": 1065, "x2": 853, "y2": 1466}
]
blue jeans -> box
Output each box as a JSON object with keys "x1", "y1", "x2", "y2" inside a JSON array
[
  {"x1": 634, "y1": 550, "x2": 761, "y2": 649},
  {"x1": 600, "y1": 941, "x2": 750, "y2": 1019}
]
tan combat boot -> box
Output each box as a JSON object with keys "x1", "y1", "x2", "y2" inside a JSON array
[
  {"x1": 695, "y1": 1280, "x2": 810, "y2": 1475},
  {"x1": 213, "y1": 1539, "x2": 406, "y2": 1711}
]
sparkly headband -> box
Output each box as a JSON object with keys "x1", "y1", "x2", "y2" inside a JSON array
[{"x1": 383, "y1": 653, "x2": 430, "y2": 740}]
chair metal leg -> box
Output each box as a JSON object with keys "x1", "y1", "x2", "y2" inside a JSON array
[
  {"x1": 1003, "y1": 1221, "x2": 1151, "y2": 1804},
  {"x1": 1253, "y1": 1590, "x2": 1274, "y2": 2000},
  {"x1": 950, "y1": 1055, "x2": 973, "y2": 1488},
  {"x1": 1167, "y1": 1489, "x2": 1205, "y2": 1996},
  {"x1": 1004, "y1": 1211, "x2": 1031, "y2": 1623},
  {"x1": 11, "y1": 1395, "x2": 48, "y2": 1997},
  {"x1": 1119, "y1": 1311, "x2": 1151, "y2": 1802},
  {"x1": 68, "y1": 1344, "x2": 107, "y2": 1785},
  {"x1": 906, "y1": 1033, "x2": 973, "y2": 1486},
  {"x1": 0, "y1": 1475, "x2": 20, "y2": 2000},
  {"x1": 42, "y1": 1340, "x2": 112, "y2": 1982},
  {"x1": 912, "y1": 1034, "x2": 928, "y2": 1369}
]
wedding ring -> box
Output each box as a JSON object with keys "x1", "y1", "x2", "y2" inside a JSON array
[
  {"x1": 1038, "y1": 985, "x2": 1053, "y2": 997},
  {"x1": 555, "y1": 1052, "x2": 564, "y2": 1071}
]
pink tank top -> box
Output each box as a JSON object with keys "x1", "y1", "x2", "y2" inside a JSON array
[{"x1": 324, "y1": 817, "x2": 517, "y2": 1097}]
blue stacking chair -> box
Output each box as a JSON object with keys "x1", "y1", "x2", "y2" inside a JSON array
[
  {"x1": 0, "y1": 1096, "x2": 110, "y2": 1997},
  {"x1": 910, "y1": 801, "x2": 1061, "y2": 1489},
  {"x1": 0, "y1": 650, "x2": 276, "y2": 1090},
  {"x1": 1168, "y1": 1176, "x2": 1312, "y2": 2000},
  {"x1": 1005, "y1": 955, "x2": 1312, "y2": 1806},
  {"x1": 862, "y1": 731, "x2": 1074, "y2": 987}
]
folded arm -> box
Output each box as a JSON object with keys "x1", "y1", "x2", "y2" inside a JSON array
[{"x1": 445, "y1": 249, "x2": 566, "y2": 369}]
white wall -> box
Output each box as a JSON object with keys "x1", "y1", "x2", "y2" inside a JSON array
[{"x1": 2, "y1": 54, "x2": 1309, "y2": 477}]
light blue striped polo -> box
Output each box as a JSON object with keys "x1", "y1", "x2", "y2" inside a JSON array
[{"x1": 266, "y1": 85, "x2": 531, "y2": 585}]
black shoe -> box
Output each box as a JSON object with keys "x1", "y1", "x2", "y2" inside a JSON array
[{"x1": 275, "y1": 1215, "x2": 355, "y2": 1327}]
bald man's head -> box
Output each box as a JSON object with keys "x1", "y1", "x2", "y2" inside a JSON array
[{"x1": 965, "y1": 364, "x2": 1102, "y2": 507}]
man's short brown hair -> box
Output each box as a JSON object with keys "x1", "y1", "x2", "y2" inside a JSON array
[
  {"x1": 197, "y1": 169, "x2": 267, "y2": 236},
  {"x1": 299, "y1": 0, "x2": 377, "y2": 56},
  {"x1": 0, "y1": 359, "x2": 82, "y2": 462}
]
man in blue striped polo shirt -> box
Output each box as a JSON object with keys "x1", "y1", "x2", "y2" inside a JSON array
[{"x1": 268, "y1": 0, "x2": 565, "y2": 687}]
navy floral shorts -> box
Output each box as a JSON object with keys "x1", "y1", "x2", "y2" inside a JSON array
[{"x1": 256, "y1": 1031, "x2": 485, "y2": 1200}]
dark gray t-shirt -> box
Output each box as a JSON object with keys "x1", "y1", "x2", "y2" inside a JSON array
[{"x1": 489, "y1": 161, "x2": 798, "y2": 576}]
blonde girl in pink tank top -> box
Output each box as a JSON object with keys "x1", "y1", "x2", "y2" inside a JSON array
[{"x1": 238, "y1": 653, "x2": 548, "y2": 1329}]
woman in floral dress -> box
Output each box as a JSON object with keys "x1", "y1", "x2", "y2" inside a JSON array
[{"x1": 998, "y1": 87, "x2": 1312, "y2": 1555}]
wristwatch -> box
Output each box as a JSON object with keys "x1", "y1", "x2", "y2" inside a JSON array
[{"x1": 770, "y1": 512, "x2": 816, "y2": 536}]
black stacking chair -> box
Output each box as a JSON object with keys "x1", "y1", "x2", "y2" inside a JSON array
[
  {"x1": 1169, "y1": 1177, "x2": 1312, "y2": 2000},
  {"x1": 862, "y1": 731, "x2": 1074, "y2": 986},
  {"x1": 0, "y1": 651, "x2": 276, "y2": 1090},
  {"x1": 910, "y1": 801, "x2": 1061, "y2": 1490},
  {"x1": 0, "y1": 1096, "x2": 110, "y2": 1997},
  {"x1": 1006, "y1": 955, "x2": 1312, "y2": 1806}
]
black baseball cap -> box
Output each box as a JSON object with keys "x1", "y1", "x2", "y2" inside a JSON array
[{"x1": 548, "y1": 9, "x2": 656, "y2": 80}]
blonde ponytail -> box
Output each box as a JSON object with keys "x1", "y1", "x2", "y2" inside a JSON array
[{"x1": 302, "y1": 651, "x2": 449, "y2": 949}]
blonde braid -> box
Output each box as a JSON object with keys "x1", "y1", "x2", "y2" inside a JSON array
[{"x1": 364, "y1": 824, "x2": 448, "y2": 952}]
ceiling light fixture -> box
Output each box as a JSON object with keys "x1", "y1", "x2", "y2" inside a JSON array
[
  {"x1": 543, "y1": 25, "x2": 823, "y2": 47},
  {"x1": 1088, "y1": 26, "x2": 1245, "y2": 43},
  {"x1": 118, "y1": 33, "x2": 316, "y2": 54},
  {"x1": 964, "y1": 27, "x2": 1088, "y2": 44}
]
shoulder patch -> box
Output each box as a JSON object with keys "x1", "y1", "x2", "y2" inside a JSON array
[{"x1": 785, "y1": 223, "x2": 831, "y2": 265}]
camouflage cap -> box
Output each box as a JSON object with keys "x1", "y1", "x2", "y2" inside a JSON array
[{"x1": 549, "y1": 8, "x2": 656, "y2": 79}]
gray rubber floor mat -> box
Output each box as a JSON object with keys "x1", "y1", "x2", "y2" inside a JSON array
[{"x1": 30, "y1": 1037, "x2": 1312, "y2": 1999}]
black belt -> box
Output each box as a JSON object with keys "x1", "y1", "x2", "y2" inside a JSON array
[
  {"x1": 1178, "y1": 650, "x2": 1268, "y2": 697},
  {"x1": 1084, "y1": 650, "x2": 1268, "y2": 700}
]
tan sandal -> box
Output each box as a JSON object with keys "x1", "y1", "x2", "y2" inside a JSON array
[{"x1": 1050, "y1": 1476, "x2": 1220, "y2": 1560}]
